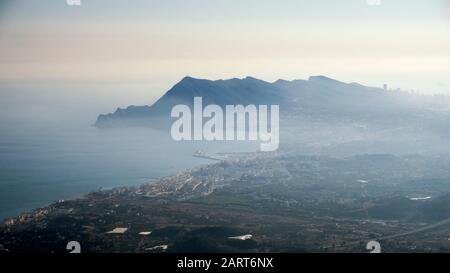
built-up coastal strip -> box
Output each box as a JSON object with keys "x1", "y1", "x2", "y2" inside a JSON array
[{"x1": 2, "y1": 153, "x2": 450, "y2": 253}]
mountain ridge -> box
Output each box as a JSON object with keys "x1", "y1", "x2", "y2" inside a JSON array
[
  {"x1": 95, "y1": 75, "x2": 383, "y2": 128},
  {"x1": 94, "y1": 75, "x2": 449, "y2": 129}
]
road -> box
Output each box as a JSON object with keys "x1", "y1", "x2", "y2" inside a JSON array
[{"x1": 376, "y1": 217, "x2": 450, "y2": 241}]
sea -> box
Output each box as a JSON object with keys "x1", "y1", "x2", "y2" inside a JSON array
[{"x1": 0, "y1": 119, "x2": 258, "y2": 220}]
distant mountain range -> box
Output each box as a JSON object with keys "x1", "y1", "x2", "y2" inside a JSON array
[
  {"x1": 94, "y1": 76, "x2": 450, "y2": 156},
  {"x1": 96, "y1": 75, "x2": 450, "y2": 128}
]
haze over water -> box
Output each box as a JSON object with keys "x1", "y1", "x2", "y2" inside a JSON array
[{"x1": 0, "y1": 82, "x2": 258, "y2": 220}]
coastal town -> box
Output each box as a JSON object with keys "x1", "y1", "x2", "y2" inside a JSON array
[{"x1": 2, "y1": 152, "x2": 450, "y2": 253}]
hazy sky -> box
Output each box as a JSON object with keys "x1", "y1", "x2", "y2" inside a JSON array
[{"x1": 0, "y1": 0, "x2": 449, "y2": 119}]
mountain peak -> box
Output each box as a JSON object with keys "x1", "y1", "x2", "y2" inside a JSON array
[
  {"x1": 308, "y1": 75, "x2": 345, "y2": 85},
  {"x1": 179, "y1": 76, "x2": 201, "y2": 83},
  {"x1": 274, "y1": 79, "x2": 291, "y2": 85},
  {"x1": 173, "y1": 76, "x2": 214, "y2": 90},
  {"x1": 243, "y1": 76, "x2": 266, "y2": 83}
]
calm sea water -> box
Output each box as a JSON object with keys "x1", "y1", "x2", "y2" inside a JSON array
[{"x1": 0, "y1": 121, "x2": 257, "y2": 221}]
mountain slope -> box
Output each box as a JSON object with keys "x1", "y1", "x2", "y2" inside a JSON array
[
  {"x1": 94, "y1": 75, "x2": 450, "y2": 129},
  {"x1": 95, "y1": 76, "x2": 287, "y2": 128}
]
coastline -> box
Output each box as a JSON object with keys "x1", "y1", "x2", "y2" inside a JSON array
[{"x1": 0, "y1": 154, "x2": 223, "y2": 224}]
